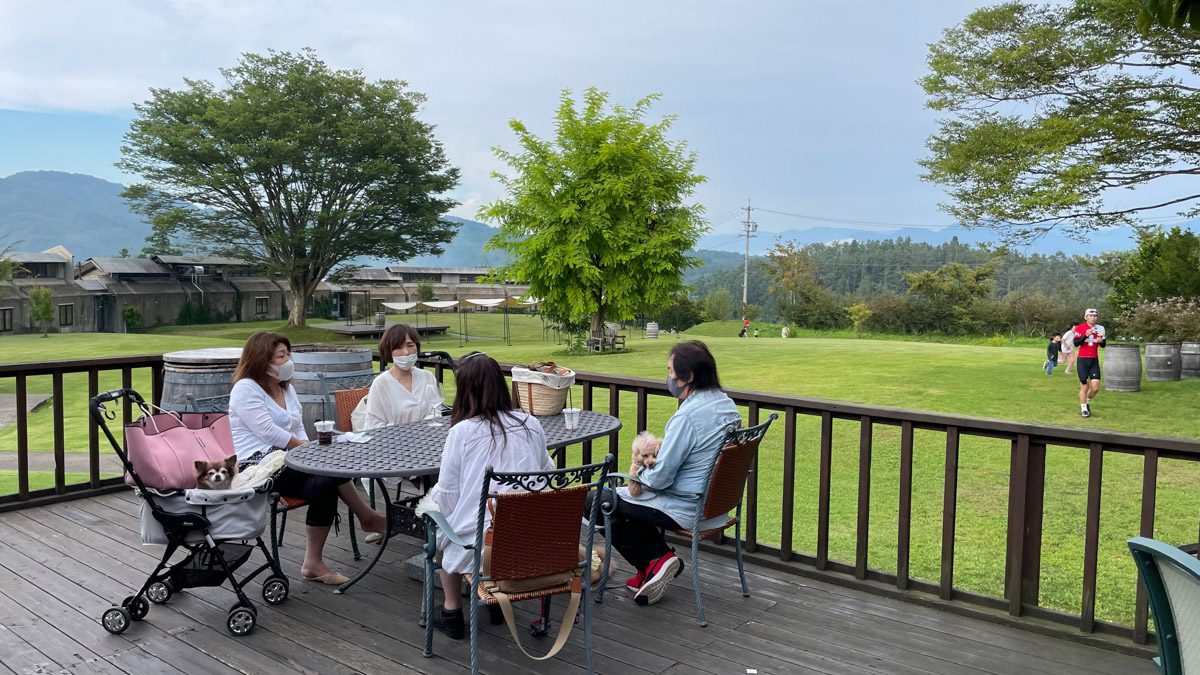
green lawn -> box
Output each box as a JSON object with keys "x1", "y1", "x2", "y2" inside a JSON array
[
  {"x1": 0, "y1": 470, "x2": 99, "y2": 494},
  {"x1": 2, "y1": 316, "x2": 1197, "y2": 627}
]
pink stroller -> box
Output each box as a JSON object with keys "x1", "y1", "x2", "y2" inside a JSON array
[{"x1": 90, "y1": 388, "x2": 287, "y2": 637}]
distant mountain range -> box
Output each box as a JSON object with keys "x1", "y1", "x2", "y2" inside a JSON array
[{"x1": 0, "y1": 170, "x2": 1153, "y2": 275}]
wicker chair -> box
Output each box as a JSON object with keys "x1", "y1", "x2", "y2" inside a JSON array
[
  {"x1": 1128, "y1": 537, "x2": 1200, "y2": 675},
  {"x1": 421, "y1": 458, "x2": 612, "y2": 675},
  {"x1": 318, "y1": 372, "x2": 377, "y2": 431},
  {"x1": 599, "y1": 413, "x2": 778, "y2": 627},
  {"x1": 186, "y1": 391, "x2": 362, "y2": 562}
]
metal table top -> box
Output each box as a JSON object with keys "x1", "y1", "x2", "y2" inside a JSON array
[{"x1": 285, "y1": 410, "x2": 622, "y2": 479}]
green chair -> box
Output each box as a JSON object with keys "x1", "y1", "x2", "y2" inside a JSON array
[{"x1": 1128, "y1": 536, "x2": 1200, "y2": 675}]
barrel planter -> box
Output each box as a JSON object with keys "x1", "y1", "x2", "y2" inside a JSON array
[
  {"x1": 159, "y1": 348, "x2": 244, "y2": 412},
  {"x1": 1145, "y1": 342, "x2": 1183, "y2": 382},
  {"x1": 1182, "y1": 341, "x2": 1200, "y2": 379},
  {"x1": 1102, "y1": 344, "x2": 1141, "y2": 392},
  {"x1": 645, "y1": 322, "x2": 659, "y2": 339},
  {"x1": 291, "y1": 345, "x2": 375, "y2": 438}
]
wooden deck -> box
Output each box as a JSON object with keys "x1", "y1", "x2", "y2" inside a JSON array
[{"x1": 0, "y1": 491, "x2": 1157, "y2": 675}]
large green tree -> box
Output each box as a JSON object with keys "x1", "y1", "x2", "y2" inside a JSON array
[
  {"x1": 922, "y1": 0, "x2": 1200, "y2": 243},
  {"x1": 1095, "y1": 226, "x2": 1200, "y2": 310},
  {"x1": 480, "y1": 89, "x2": 707, "y2": 336},
  {"x1": 119, "y1": 49, "x2": 459, "y2": 326},
  {"x1": 0, "y1": 232, "x2": 18, "y2": 283},
  {"x1": 903, "y1": 260, "x2": 1000, "y2": 334}
]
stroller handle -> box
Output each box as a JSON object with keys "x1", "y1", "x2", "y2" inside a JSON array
[{"x1": 418, "y1": 351, "x2": 455, "y2": 370}]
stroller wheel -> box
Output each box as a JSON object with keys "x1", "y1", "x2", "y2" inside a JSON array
[
  {"x1": 102, "y1": 606, "x2": 131, "y2": 634},
  {"x1": 261, "y1": 576, "x2": 289, "y2": 605},
  {"x1": 122, "y1": 595, "x2": 150, "y2": 621},
  {"x1": 146, "y1": 581, "x2": 172, "y2": 605},
  {"x1": 226, "y1": 605, "x2": 257, "y2": 636}
]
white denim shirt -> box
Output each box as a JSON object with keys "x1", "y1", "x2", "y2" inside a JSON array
[{"x1": 617, "y1": 387, "x2": 742, "y2": 529}]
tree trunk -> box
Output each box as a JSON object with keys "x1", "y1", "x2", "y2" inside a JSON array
[
  {"x1": 590, "y1": 308, "x2": 606, "y2": 338},
  {"x1": 287, "y1": 276, "x2": 315, "y2": 328}
]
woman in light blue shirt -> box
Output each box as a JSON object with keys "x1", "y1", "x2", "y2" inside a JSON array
[{"x1": 592, "y1": 340, "x2": 741, "y2": 607}]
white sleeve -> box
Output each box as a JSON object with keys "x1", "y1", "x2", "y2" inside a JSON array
[
  {"x1": 526, "y1": 415, "x2": 554, "y2": 471},
  {"x1": 433, "y1": 424, "x2": 465, "y2": 518},
  {"x1": 364, "y1": 376, "x2": 392, "y2": 429},
  {"x1": 286, "y1": 386, "x2": 308, "y2": 442},
  {"x1": 230, "y1": 381, "x2": 294, "y2": 450}
]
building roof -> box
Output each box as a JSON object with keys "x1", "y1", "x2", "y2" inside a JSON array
[
  {"x1": 153, "y1": 255, "x2": 253, "y2": 266},
  {"x1": 353, "y1": 268, "x2": 393, "y2": 281},
  {"x1": 81, "y1": 258, "x2": 171, "y2": 275},
  {"x1": 385, "y1": 265, "x2": 489, "y2": 275},
  {"x1": 74, "y1": 279, "x2": 109, "y2": 292},
  {"x1": 10, "y1": 251, "x2": 70, "y2": 264}
]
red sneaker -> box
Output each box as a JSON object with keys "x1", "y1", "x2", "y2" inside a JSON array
[
  {"x1": 634, "y1": 552, "x2": 683, "y2": 606},
  {"x1": 625, "y1": 568, "x2": 647, "y2": 591}
]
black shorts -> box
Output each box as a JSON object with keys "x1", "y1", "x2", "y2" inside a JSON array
[{"x1": 1077, "y1": 357, "x2": 1101, "y2": 384}]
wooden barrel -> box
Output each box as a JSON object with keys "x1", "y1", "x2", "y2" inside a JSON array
[
  {"x1": 1182, "y1": 341, "x2": 1200, "y2": 379},
  {"x1": 1102, "y1": 344, "x2": 1141, "y2": 392},
  {"x1": 160, "y1": 348, "x2": 244, "y2": 412},
  {"x1": 645, "y1": 322, "x2": 659, "y2": 339},
  {"x1": 1145, "y1": 342, "x2": 1182, "y2": 382},
  {"x1": 291, "y1": 345, "x2": 375, "y2": 438}
]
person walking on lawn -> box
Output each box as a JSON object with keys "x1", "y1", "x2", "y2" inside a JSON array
[
  {"x1": 1044, "y1": 333, "x2": 1062, "y2": 375},
  {"x1": 1071, "y1": 309, "x2": 1107, "y2": 418}
]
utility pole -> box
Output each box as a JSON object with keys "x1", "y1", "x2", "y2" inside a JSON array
[{"x1": 741, "y1": 200, "x2": 757, "y2": 311}]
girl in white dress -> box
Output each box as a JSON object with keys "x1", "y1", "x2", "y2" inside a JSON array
[
  {"x1": 426, "y1": 351, "x2": 553, "y2": 639},
  {"x1": 352, "y1": 324, "x2": 440, "y2": 431}
]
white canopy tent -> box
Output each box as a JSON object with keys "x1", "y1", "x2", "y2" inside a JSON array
[{"x1": 377, "y1": 295, "x2": 541, "y2": 346}]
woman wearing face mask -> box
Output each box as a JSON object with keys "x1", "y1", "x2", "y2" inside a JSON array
[
  {"x1": 228, "y1": 331, "x2": 386, "y2": 585},
  {"x1": 586, "y1": 339, "x2": 741, "y2": 608},
  {"x1": 353, "y1": 324, "x2": 440, "y2": 431}
]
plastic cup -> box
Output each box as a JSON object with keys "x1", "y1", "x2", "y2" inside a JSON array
[
  {"x1": 315, "y1": 420, "x2": 335, "y2": 445},
  {"x1": 563, "y1": 407, "x2": 581, "y2": 431}
]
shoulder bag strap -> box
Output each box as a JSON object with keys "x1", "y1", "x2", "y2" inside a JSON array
[{"x1": 492, "y1": 577, "x2": 582, "y2": 661}]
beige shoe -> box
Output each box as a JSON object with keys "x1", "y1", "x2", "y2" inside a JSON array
[{"x1": 302, "y1": 571, "x2": 350, "y2": 585}]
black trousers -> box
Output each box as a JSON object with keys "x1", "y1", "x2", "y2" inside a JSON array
[
  {"x1": 586, "y1": 489, "x2": 682, "y2": 572},
  {"x1": 272, "y1": 467, "x2": 350, "y2": 527}
]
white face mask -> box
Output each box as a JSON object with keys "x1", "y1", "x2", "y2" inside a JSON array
[
  {"x1": 269, "y1": 359, "x2": 294, "y2": 381},
  {"x1": 392, "y1": 353, "x2": 419, "y2": 370}
]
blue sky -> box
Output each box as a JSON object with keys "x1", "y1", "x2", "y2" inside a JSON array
[{"x1": 0, "y1": 0, "x2": 1160, "y2": 249}]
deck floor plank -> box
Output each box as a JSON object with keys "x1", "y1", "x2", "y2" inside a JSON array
[{"x1": 0, "y1": 491, "x2": 1160, "y2": 675}]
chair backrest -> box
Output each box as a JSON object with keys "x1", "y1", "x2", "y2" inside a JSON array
[
  {"x1": 333, "y1": 387, "x2": 369, "y2": 432},
  {"x1": 700, "y1": 413, "x2": 778, "y2": 521},
  {"x1": 482, "y1": 458, "x2": 611, "y2": 582},
  {"x1": 185, "y1": 393, "x2": 230, "y2": 413},
  {"x1": 1128, "y1": 537, "x2": 1200, "y2": 675},
  {"x1": 318, "y1": 372, "x2": 377, "y2": 424}
]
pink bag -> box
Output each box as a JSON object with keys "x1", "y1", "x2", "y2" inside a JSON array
[{"x1": 124, "y1": 410, "x2": 236, "y2": 491}]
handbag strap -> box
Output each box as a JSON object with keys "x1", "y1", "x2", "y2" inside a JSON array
[
  {"x1": 492, "y1": 576, "x2": 582, "y2": 661},
  {"x1": 136, "y1": 402, "x2": 182, "y2": 434}
]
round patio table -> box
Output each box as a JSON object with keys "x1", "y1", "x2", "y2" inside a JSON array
[{"x1": 284, "y1": 410, "x2": 622, "y2": 594}]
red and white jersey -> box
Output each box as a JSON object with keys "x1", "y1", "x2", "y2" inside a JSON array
[{"x1": 1072, "y1": 323, "x2": 1106, "y2": 358}]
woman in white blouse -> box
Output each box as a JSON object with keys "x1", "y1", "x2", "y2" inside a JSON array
[
  {"x1": 426, "y1": 351, "x2": 554, "y2": 639},
  {"x1": 228, "y1": 332, "x2": 386, "y2": 586},
  {"x1": 352, "y1": 324, "x2": 439, "y2": 431}
]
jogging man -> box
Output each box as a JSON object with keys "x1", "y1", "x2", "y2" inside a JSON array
[{"x1": 1071, "y1": 308, "x2": 1106, "y2": 418}]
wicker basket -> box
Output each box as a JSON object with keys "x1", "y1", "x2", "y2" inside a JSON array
[{"x1": 511, "y1": 364, "x2": 575, "y2": 416}]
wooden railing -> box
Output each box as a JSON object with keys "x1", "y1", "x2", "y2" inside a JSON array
[{"x1": 3, "y1": 351, "x2": 1196, "y2": 654}]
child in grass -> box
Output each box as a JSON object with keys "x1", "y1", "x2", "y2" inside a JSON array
[{"x1": 1044, "y1": 333, "x2": 1062, "y2": 375}]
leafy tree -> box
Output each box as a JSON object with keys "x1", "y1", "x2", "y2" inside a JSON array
[
  {"x1": 846, "y1": 303, "x2": 872, "y2": 338},
  {"x1": 740, "y1": 303, "x2": 761, "y2": 323},
  {"x1": 763, "y1": 239, "x2": 821, "y2": 305},
  {"x1": 1139, "y1": 0, "x2": 1200, "y2": 30},
  {"x1": 654, "y1": 293, "x2": 705, "y2": 333},
  {"x1": 416, "y1": 281, "x2": 436, "y2": 302},
  {"x1": 1099, "y1": 226, "x2": 1200, "y2": 311},
  {"x1": 123, "y1": 305, "x2": 142, "y2": 332},
  {"x1": 921, "y1": 0, "x2": 1200, "y2": 242},
  {"x1": 903, "y1": 260, "x2": 999, "y2": 334},
  {"x1": 0, "y1": 232, "x2": 19, "y2": 283},
  {"x1": 117, "y1": 248, "x2": 131, "y2": 259},
  {"x1": 119, "y1": 49, "x2": 459, "y2": 327},
  {"x1": 28, "y1": 286, "x2": 53, "y2": 337},
  {"x1": 481, "y1": 88, "x2": 707, "y2": 337},
  {"x1": 704, "y1": 288, "x2": 733, "y2": 323},
  {"x1": 139, "y1": 222, "x2": 184, "y2": 259}
]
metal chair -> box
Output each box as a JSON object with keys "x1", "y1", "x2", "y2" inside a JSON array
[
  {"x1": 317, "y1": 372, "x2": 377, "y2": 431},
  {"x1": 1128, "y1": 537, "x2": 1200, "y2": 675},
  {"x1": 599, "y1": 412, "x2": 778, "y2": 626},
  {"x1": 186, "y1": 391, "x2": 362, "y2": 562},
  {"x1": 422, "y1": 458, "x2": 613, "y2": 675}
]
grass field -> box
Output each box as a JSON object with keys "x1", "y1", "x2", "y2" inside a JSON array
[{"x1": 2, "y1": 314, "x2": 1197, "y2": 627}]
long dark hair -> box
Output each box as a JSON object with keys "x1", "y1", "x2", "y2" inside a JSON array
[
  {"x1": 450, "y1": 352, "x2": 528, "y2": 447},
  {"x1": 234, "y1": 332, "x2": 292, "y2": 394},
  {"x1": 669, "y1": 340, "x2": 721, "y2": 391}
]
